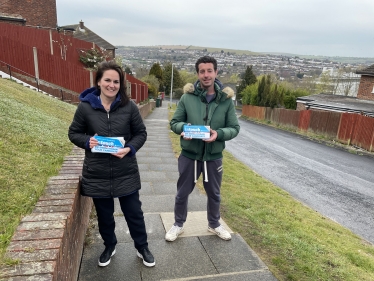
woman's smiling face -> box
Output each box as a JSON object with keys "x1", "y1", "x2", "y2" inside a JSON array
[{"x1": 98, "y1": 69, "x2": 120, "y2": 98}]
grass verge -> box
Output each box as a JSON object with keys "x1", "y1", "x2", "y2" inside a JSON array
[
  {"x1": 168, "y1": 105, "x2": 374, "y2": 281},
  {"x1": 0, "y1": 78, "x2": 77, "y2": 265}
]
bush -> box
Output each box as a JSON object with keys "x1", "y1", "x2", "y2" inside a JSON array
[
  {"x1": 173, "y1": 88, "x2": 184, "y2": 99},
  {"x1": 283, "y1": 93, "x2": 297, "y2": 109},
  {"x1": 241, "y1": 83, "x2": 258, "y2": 105},
  {"x1": 293, "y1": 88, "x2": 310, "y2": 98},
  {"x1": 79, "y1": 48, "x2": 106, "y2": 69}
]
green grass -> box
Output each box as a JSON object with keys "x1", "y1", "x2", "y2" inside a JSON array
[
  {"x1": 168, "y1": 105, "x2": 374, "y2": 281},
  {"x1": 0, "y1": 78, "x2": 76, "y2": 265}
]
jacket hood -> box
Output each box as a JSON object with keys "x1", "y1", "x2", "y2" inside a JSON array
[
  {"x1": 79, "y1": 86, "x2": 121, "y2": 109},
  {"x1": 183, "y1": 82, "x2": 235, "y2": 99}
]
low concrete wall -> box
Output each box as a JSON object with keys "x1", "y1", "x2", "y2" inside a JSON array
[
  {"x1": 139, "y1": 100, "x2": 156, "y2": 117},
  {"x1": 0, "y1": 101, "x2": 156, "y2": 280}
]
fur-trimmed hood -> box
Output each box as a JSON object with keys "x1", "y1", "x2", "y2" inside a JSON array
[{"x1": 183, "y1": 82, "x2": 235, "y2": 99}]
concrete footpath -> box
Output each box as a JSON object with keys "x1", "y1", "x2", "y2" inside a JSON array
[{"x1": 78, "y1": 101, "x2": 278, "y2": 281}]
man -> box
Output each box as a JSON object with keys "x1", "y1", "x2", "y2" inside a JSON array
[{"x1": 166, "y1": 56, "x2": 240, "y2": 241}]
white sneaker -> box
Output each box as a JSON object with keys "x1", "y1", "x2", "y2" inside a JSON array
[
  {"x1": 165, "y1": 225, "x2": 184, "y2": 241},
  {"x1": 208, "y1": 225, "x2": 231, "y2": 240}
]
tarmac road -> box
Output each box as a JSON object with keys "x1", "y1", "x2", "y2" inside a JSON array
[{"x1": 225, "y1": 117, "x2": 374, "y2": 244}]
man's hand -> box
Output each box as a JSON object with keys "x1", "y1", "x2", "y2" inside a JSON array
[
  {"x1": 181, "y1": 132, "x2": 192, "y2": 140},
  {"x1": 203, "y1": 129, "x2": 217, "y2": 143}
]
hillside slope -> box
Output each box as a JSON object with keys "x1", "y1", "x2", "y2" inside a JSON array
[{"x1": 0, "y1": 78, "x2": 77, "y2": 263}]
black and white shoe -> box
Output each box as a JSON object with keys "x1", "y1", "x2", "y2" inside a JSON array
[
  {"x1": 137, "y1": 247, "x2": 155, "y2": 267},
  {"x1": 98, "y1": 246, "x2": 116, "y2": 267}
]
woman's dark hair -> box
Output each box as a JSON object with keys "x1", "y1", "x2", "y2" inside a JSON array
[
  {"x1": 95, "y1": 60, "x2": 129, "y2": 106},
  {"x1": 195, "y1": 56, "x2": 218, "y2": 73}
]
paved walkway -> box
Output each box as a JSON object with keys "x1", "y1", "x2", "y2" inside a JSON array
[{"x1": 78, "y1": 101, "x2": 277, "y2": 281}]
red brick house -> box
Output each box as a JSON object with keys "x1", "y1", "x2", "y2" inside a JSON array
[
  {"x1": 356, "y1": 64, "x2": 374, "y2": 101},
  {"x1": 0, "y1": 0, "x2": 57, "y2": 28}
]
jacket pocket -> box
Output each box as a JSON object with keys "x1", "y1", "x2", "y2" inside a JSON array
[
  {"x1": 83, "y1": 155, "x2": 109, "y2": 179},
  {"x1": 208, "y1": 141, "x2": 225, "y2": 154},
  {"x1": 181, "y1": 138, "x2": 199, "y2": 154}
]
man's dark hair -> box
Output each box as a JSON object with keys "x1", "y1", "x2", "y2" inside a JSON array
[
  {"x1": 95, "y1": 60, "x2": 129, "y2": 106},
  {"x1": 195, "y1": 56, "x2": 217, "y2": 73}
]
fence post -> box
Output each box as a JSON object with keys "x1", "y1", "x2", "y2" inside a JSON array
[
  {"x1": 35, "y1": 78, "x2": 40, "y2": 92},
  {"x1": 90, "y1": 70, "x2": 93, "y2": 87},
  {"x1": 33, "y1": 47, "x2": 39, "y2": 85},
  {"x1": 49, "y1": 30, "x2": 54, "y2": 55},
  {"x1": 7, "y1": 64, "x2": 12, "y2": 80}
]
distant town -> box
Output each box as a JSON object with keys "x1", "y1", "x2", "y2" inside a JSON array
[
  {"x1": 116, "y1": 45, "x2": 373, "y2": 80},
  {"x1": 116, "y1": 45, "x2": 374, "y2": 97}
]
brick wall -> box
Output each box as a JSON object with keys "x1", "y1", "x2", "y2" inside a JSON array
[
  {"x1": 1, "y1": 147, "x2": 91, "y2": 281},
  {"x1": 0, "y1": 0, "x2": 57, "y2": 28},
  {"x1": 138, "y1": 100, "x2": 156, "y2": 117},
  {"x1": 357, "y1": 75, "x2": 374, "y2": 101}
]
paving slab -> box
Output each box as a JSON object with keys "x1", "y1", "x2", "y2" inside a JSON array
[
  {"x1": 78, "y1": 243, "x2": 142, "y2": 281},
  {"x1": 160, "y1": 211, "x2": 233, "y2": 238},
  {"x1": 199, "y1": 234, "x2": 267, "y2": 273},
  {"x1": 139, "y1": 238, "x2": 217, "y2": 281}
]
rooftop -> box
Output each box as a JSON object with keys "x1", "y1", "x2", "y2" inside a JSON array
[
  {"x1": 61, "y1": 21, "x2": 116, "y2": 51},
  {"x1": 356, "y1": 64, "x2": 374, "y2": 76},
  {"x1": 297, "y1": 93, "x2": 374, "y2": 117}
]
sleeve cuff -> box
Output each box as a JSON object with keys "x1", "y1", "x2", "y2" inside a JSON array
[
  {"x1": 216, "y1": 129, "x2": 224, "y2": 141},
  {"x1": 125, "y1": 144, "x2": 136, "y2": 157},
  {"x1": 85, "y1": 138, "x2": 91, "y2": 150}
]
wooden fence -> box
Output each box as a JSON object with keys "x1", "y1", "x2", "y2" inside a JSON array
[
  {"x1": 242, "y1": 105, "x2": 374, "y2": 152},
  {"x1": 0, "y1": 22, "x2": 148, "y2": 103}
]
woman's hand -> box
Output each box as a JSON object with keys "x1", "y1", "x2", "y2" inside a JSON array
[
  {"x1": 111, "y1": 147, "x2": 131, "y2": 158},
  {"x1": 89, "y1": 135, "x2": 99, "y2": 148}
]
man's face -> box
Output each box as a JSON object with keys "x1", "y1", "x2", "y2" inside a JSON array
[{"x1": 197, "y1": 63, "x2": 217, "y2": 90}]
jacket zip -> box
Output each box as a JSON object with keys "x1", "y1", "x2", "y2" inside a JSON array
[
  {"x1": 204, "y1": 103, "x2": 209, "y2": 125},
  {"x1": 107, "y1": 110, "x2": 114, "y2": 197},
  {"x1": 202, "y1": 102, "x2": 209, "y2": 161}
]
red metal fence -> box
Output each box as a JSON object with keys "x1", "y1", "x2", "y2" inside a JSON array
[{"x1": 242, "y1": 105, "x2": 374, "y2": 152}]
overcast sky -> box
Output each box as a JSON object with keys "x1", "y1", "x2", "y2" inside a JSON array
[{"x1": 56, "y1": 0, "x2": 374, "y2": 58}]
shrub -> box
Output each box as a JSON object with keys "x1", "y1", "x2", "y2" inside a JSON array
[
  {"x1": 241, "y1": 83, "x2": 258, "y2": 105},
  {"x1": 173, "y1": 88, "x2": 184, "y2": 99},
  {"x1": 283, "y1": 94, "x2": 297, "y2": 109},
  {"x1": 79, "y1": 48, "x2": 106, "y2": 69}
]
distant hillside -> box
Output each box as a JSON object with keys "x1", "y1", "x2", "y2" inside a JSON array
[
  {"x1": 117, "y1": 45, "x2": 374, "y2": 64},
  {"x1": 117, "y1": 45, "x2": 259, "y2": 56},
  {"x1": 266, "y1": 52, "x2": 374, "y2": 64}
]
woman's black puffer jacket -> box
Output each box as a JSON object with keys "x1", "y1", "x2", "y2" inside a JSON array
[{"x1": 68, "y1": 87, "x2": 147, "y2": 198}]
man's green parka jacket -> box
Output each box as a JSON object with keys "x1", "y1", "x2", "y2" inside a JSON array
[{"x1": 170, "y1": 82, "x2": 240, "y2": 161}]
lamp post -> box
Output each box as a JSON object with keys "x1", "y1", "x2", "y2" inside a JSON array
[{"x1": 170, "y1": 63, "x2": 174, "y2": 104}]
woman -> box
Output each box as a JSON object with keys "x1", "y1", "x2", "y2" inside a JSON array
[{"x1": 68, "y1": 61, "x2": 155, "y2": 267}]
